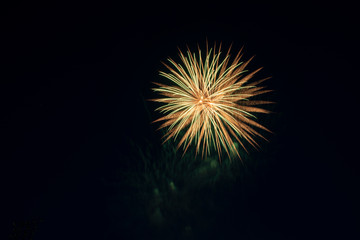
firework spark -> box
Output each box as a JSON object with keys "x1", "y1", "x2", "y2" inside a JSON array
[{"x1": 152, "y1": 42, "x2": 273, "y2": 160}]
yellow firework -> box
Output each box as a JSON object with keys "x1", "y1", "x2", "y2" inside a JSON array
[{"x1": 152, "y1": 43, "x2": 273, "y2": 160}]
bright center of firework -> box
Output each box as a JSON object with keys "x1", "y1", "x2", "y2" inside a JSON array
[
  {"x1": 198, "y1": 95, "x2": 212, "y2": 107},
  {"x1": 199, "y1": 96, "x2": 204, "y2": 104}
]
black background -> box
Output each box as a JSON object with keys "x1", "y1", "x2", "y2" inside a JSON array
[{"x1": 2, "y1": 1, "x2": 359, "y2": 239}]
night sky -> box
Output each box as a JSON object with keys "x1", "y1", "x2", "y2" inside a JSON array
[{"x1": 2, "y1": 1, "x2": 359, "y2": 239}]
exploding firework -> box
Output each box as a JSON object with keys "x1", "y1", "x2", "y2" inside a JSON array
[{"x1": 152, "y1": 42, "x2": 273, "y2": 160}]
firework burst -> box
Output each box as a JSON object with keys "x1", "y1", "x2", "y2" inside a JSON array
[{"x1": 151, "y1": 42, "x2": 273, "y2": 160}]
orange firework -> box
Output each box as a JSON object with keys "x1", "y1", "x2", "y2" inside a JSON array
[{"x1": 152, "y1": 42, "x2": 273, "y2": 160}]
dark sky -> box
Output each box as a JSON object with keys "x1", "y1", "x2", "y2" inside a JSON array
[{"x1": 2, "y1": 1, "x2": 359, "y2": 239}]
